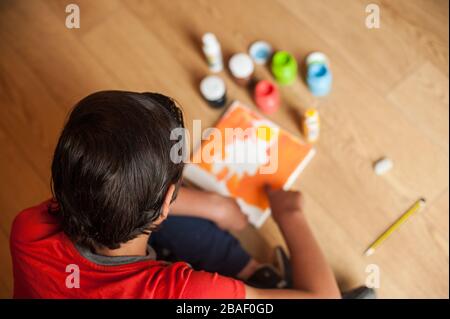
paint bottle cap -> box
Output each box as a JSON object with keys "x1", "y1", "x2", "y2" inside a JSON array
[
  {"x1": 271, "y1": 51, "x2": 297, "y2": 84},
  {"x1": 306, "y1": 52, "x2": 329, "y2": 66},
  {"x1": 254, "y1": 80, "x2": 280, "y2": 114},
  {"x1": 229, "y1": 53, "x2": 254, "y2": 79},
  {"x1": 200, "y1": 75, "x2": 226, "y2": 102},
  {"x1": 305, "y1": 108, "x2": 319, "y2": 119},
  {"x1": 202, "y1": 33, "x2": 219, "y2": 47},
  {"x1": 249, "y1": 41, "x2": 273, "y2": 64}
]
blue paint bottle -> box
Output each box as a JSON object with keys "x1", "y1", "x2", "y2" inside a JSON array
[{"x1": 306, "y1": 52, "x2": 332, "y2": 97}]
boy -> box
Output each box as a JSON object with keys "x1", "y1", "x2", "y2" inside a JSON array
[{"x1": 10, "y1": 91, "x2": 340, "y2": 298}]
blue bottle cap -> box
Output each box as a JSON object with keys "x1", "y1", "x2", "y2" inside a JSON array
[{"x1": 249, "y1": 41, "x2": 273, "y2": 65}]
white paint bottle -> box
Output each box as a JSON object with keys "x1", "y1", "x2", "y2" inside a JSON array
[{"x1": 202, "y1": 33, "x2": 223, "y2": 73}]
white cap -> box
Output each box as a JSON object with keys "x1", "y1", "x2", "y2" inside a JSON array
[
  {"x1": 202, "y1": 33, "x2": 218, "y2": 46},
  {"x1": 306, "y1": 52, "x2": 329, "y2": 66},
  {"x1": 229, "y1": 53, "x2": 254, "y2": 79},
  {"x1": 200, "y1": 75, "x2": 226, "y2": 101},
  {"x1": 373, "y1": 157, "x2": 393, "y2": 175}
]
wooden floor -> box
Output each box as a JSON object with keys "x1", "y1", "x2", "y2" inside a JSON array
[{"x1": 0, "y1": 0, "x2": 448, "y2": 298}]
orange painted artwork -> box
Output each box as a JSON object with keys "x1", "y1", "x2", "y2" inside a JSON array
[{"x1": 184, "y1": 101, "x2": 316, "y2": 227}]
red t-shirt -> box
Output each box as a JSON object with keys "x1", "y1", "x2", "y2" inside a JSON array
[{"x1": 10, "y1": 200, "x2": 245, "y2": 299}]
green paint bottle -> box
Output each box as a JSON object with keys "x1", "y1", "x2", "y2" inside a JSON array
[{"x1": 271, "y1": 51, "x2": 297, "y2": 85}]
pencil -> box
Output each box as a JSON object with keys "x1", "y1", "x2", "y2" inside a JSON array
[{"x1": 364, "y1": 198, "x2": 427, "y2": 256}]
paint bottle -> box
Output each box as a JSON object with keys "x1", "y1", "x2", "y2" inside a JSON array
[
  {"x1": 202, "y1": 33, "x2": 223, "y2": 73},
  {"x1": 249, "y1": 41, "x2": 273, "y2": 65},
  {"x1": 199, "y1": 75, "x2": 227, "y2": 108},
  {"x1": 271, "y1": 51, "x2": 297, "y2": 85},
  {"x1": 303, "y1": 108, "x2": 320, "y2": 143},
  {"x1": 306, "y1": 52, "x2": 332, "y2": 96},
  {"x1": 228, "y1": 53, "x2": 254, "y2": 86},
  {"x1": 254, "y1": 80, "x2": 280, "y2": 114}
]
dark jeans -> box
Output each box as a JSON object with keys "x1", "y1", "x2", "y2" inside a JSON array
[{"x1": 150, "y1": 216, "x2": 251, "y2": 278}]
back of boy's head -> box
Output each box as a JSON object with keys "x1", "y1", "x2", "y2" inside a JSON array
[{"x1": 51, "y1": 91, "x2": 185, "y2": 250}]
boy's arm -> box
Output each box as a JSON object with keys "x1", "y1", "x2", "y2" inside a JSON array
[
  {"x1": 246, "y1": 188, "x2": 341, "y2": 299},
  {"x1": 170, "y1": 186, "x2": 249, "y2": 231}
]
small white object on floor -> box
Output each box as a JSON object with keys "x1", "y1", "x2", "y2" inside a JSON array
[{"x1": 373, "y1": 157, "x2": 393, "y2": 175}]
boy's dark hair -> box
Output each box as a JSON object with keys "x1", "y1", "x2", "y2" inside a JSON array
[{"x1": 50, "y1": 91, "x2": 185, "y2": 250}]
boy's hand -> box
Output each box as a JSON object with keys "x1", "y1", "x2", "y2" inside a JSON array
[
  {"x1": 212, "y1": 195, "x2": 249, "y2": 232},
  {"x1": 265, "y1": 186, "x2": 304, "y2": 224}
]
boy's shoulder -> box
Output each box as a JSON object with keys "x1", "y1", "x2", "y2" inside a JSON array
[{"x1": 10, "y1": 199, "x2": 59, "y2": 245}]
